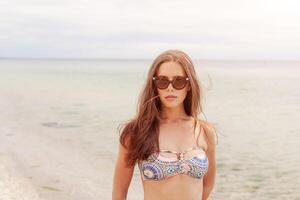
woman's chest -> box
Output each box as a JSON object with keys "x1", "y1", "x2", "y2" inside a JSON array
[{"x1": 158, "y1": 126, "x2": 207, "y2": 152}]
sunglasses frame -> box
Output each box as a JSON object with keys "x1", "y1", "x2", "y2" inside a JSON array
[{"x1": 152, "y1": 76, "x2": 189, "y2": 90}]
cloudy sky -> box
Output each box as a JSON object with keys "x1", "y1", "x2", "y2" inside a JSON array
[{"x1": 1, "y1": 0, "x2": 299, "y2": 60}]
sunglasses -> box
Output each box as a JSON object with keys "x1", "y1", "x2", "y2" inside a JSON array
[{"x1": 152, "y1": 75, "x2": 189, "y2": 90}]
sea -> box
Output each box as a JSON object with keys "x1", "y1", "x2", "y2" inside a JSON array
[{"x1": 0, "y1": 59, "x2": 299, "y2": 200}]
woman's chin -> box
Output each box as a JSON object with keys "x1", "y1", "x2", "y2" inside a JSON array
[{"x1": 162, "y1": 101, "x2": 181, "y2": 108}]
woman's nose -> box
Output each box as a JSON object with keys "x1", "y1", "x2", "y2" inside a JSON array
[{"x1": 167, "y1": 81, "x2": 174, "y2": 90}]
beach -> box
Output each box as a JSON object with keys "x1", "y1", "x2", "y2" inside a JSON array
[{"x1": 0, "y1": 59, "x2": 299, "y2": 200}]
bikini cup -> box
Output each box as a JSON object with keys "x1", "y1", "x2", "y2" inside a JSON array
[
  {"x1": 138, "y1": 120, "x2": 209, "y2": 181},
  {"x1": 139, "y1": 146, "x2": 208, "y2": 181}
]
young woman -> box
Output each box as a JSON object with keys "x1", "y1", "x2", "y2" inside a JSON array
[{"x1": 112, "y1": 49, "x2": 217, "y2": 200}]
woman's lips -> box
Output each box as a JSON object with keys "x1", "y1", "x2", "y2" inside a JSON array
[{"x1": 165, "y1": 95, "x2": 177, "y2": 101}]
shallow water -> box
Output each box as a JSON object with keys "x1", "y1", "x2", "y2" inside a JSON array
[{"x1": 0, "y1": 59, "x2": 299, "y2": 199}]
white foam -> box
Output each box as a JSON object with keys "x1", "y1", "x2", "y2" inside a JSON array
[{"x1": 0, "y1": 154, "x2": 43, "y2": 200}]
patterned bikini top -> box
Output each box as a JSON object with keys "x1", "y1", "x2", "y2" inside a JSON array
[{"x1": 138, "y1": 121, "x2": 209, "y2": 181}]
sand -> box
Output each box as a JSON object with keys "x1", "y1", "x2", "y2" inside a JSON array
[{"x1": 0, "y1": 154, "x2": 43, "y2": 200}]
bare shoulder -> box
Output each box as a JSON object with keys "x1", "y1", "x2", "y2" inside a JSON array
[{"x1": 197, "y1": 119, "x2": 217, "y2": 148}]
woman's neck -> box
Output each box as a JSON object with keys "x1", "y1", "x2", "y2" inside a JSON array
[{"x1": 160, "y1": 105, "x2": 191, "y2": 123}]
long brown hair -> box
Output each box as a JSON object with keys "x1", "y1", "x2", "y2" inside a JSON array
[{"x1": 118, "y1": 49, "x2": 217, "y2": 168}]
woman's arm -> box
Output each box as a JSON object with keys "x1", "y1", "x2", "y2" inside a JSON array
[
  {"x1": 202, "y1": 125, "x2": 216, "y2": 200},
  {"x1": 112, "y1": 141, "x2": 135, "y2": 200}
]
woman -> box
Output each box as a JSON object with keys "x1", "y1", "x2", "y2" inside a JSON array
[{"x1": 112, "y1": 49, "x2": 217, "y2": 200}]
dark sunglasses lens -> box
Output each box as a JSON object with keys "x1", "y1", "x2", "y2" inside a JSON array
[
  {"x1": 173, "y1": 77, "x2": 187, "y2": 89},
  {"x1": 156, "y1": 78, "x2": 169, "y2": 89}
]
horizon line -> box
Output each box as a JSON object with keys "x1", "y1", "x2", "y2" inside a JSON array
[{"x1": 0, "y1": 57, "x2": 300, "y2": 62}]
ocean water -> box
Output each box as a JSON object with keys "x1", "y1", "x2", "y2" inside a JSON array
[{"x1": 0, "y1": 59, "x2": 299, "y2": 200}]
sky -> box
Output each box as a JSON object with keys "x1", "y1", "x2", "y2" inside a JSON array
[{"x1": 0, "y1": 0, "x2": 300, "y2": 60}]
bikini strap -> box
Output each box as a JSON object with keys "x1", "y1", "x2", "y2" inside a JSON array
[{"x1": 194, "y1": 119, "x2": 201, "y2": 147}]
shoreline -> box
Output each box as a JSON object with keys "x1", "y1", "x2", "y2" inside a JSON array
[{"x1": 0, "y1": 154, "x2": 43, "y2": 200}]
